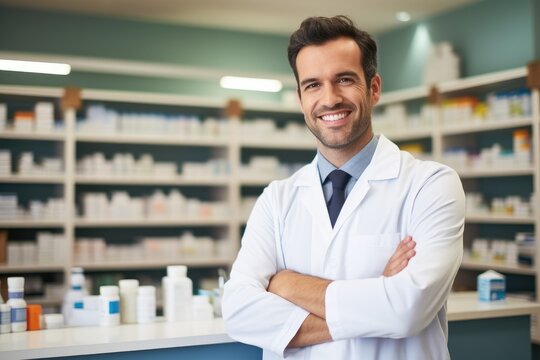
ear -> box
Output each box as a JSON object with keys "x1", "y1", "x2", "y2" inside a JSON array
[{"x1": 369, "y1": 74, "x2": 382, "y2": 105}]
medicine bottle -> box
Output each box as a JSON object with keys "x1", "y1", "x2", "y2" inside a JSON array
[
  {"x1": 165, "y1": 265, "x2": 193, "y2": 322},
  {"x1": 99, "y1": 285, "x2": 120, "y2": 326},
  {"x1": 192, "y1": 295, "x2": 214, "y2": 321},
  {"x1": 27, "y1": 304, "x2": 42, "y2": 331},
  {"x1": 0, "y1": 303, "x2": 10, "y2": 333},
  {"x1": 62, "y1": 267, "x2": 87, "y2": 325},
  {"x1": 7, "y1": 277, "x2": 27, "y2": 332},
  {"x1": 137, "y1": 285, "x2": 156, "y2": 324},
  {"x1": 43, "y1": 313, "x2": 64, "y2": 329},
  {"x1": 119, "y1": 279, "x2": 139, "y2": 324}
]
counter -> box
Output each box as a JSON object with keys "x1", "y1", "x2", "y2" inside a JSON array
[{"x1": 1, "y1": 292, "x2": 539, "y2": 360}]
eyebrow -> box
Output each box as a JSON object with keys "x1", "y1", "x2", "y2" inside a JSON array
[{"x1": 299, "y1": 71, "x2": 361, "y2": 88}]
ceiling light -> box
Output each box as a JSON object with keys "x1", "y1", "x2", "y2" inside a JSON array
[
  {"x1": 0, "y1": 59, "x2": 71, "y2": 75},
  {"x1": 220, "y1": 76, "x2": 282, "y2": 92},
  {"x1": 396, "y1": 12, "x2": 411, "y2": 22}
]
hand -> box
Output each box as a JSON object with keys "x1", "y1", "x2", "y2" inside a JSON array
[{"x1": 383, "y1": 236, "x2": 416, "y2": 277}]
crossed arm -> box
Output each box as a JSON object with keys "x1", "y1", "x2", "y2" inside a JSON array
[{"x1": 267, "y1": 236, "x2": 416, "y2": 348}]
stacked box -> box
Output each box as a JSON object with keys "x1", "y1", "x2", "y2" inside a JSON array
[
  {"x1": 0, "y1": 193, "x2": 18, "y2": 220},
  {"x1": 0, "y1": 103, "x2": 6, "y2": 131},
  {"x1": 0, "y1": 150, "x2": 11, "y2": 176},
  {"x1": 35, "y1": 102, "x2": 54, "y2": 132},
  {"x1": 37, "y1": 232, "x2": 55, "y2": 264}
]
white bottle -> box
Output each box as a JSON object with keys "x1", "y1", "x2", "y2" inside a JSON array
[
  {"x1": 161, "y1": 275, "x2": 168, "y2": 319},
  {"x1": 63, "y1": 267, "x2": 88, "y2": 325},
  {"x1": 0, "y1": 303, "x2": 10, "y2": 333},
  {"x1": 137, "y1": 286, "x2": 156, "y2": 324},
  {"x1": 192, "y1": 295, "x2": 214, "y2": 321},
  {"x1": 7, "y1": 277, "x2": 27, "y2": 332},
  {"x1": 165, "y1": 265, "x2": 193, "y2": 322},
  {"x1": 99, "y1": 285, "x2": 120, "y2": 326},
  {"x1": 119, "y1": 279, "x2": 139, "y2": 324}
]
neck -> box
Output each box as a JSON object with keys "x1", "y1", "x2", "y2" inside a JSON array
[{"x1": 318, "y1": 131, "x2": 374, "y2": 168}]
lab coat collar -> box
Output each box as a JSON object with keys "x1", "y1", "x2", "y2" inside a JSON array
[{"x1": 293, "y1": 134, "x2": 401, "y2": 188}]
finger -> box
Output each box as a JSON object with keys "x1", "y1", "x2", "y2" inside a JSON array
[
  {"x1": 387, "y1": 249, "x2": 416, "y2": 273},
  {"x1": 390, "y1": 239, "x2": 416, "y2": 262},
  {"x1": 386, "y1": 250, "x2": 416, "y2": 276}
]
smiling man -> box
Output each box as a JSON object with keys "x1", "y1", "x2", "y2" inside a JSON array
[{"x1": 222, "y1": 15, "x2": 465, "y2": 359}]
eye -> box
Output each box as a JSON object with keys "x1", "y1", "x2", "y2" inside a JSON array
[
  {"x1": 303, "y1": 82, "x2": 319, "y2": 91},
  {"x1": 337, "y1": 77, "x2": 354, "y2": 85}
]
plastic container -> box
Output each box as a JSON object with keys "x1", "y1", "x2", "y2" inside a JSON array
[
  {"x1": 7, "y1": 277, "x2": 27, "y2": 332},
  {"x1": 0, "y1": 303, "x2": 10, "y2": 333},
  {"x1": 99, "y1": 285, "x2": 120, "y2": 326},
  {"x1": 119, "y1": 279, "x2": 139, "y2": 324},
  {"x1": 192, "y1": 295, "x2": 214, "y2": 321},
  {"x1": 26, "y1": 304, "x2": 42, "y2": 331},
  {"x1": 164, "y1": 265, "x2": 193, "y2": 322},
  {"x1": 62, "y1": 267, "x2": 88, "y2": 325},
  {"x1": 137, "y1": 285, "x2": 156, "y2": 324},
  {"x1": 43, "y1": 314, "x2": 64, "y2": 329}
]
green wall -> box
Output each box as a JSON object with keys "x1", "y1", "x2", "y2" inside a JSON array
[
  {"x1": 0, "y1": 6, "x2": 292, "y2": 102},
  {"x1": 377, "y1": 0, "x2": 536, "y2": 91}
]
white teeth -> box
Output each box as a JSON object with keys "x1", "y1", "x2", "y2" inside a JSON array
[{"x1": 321, "y1": 112, "x2": 347, "y2": 121}]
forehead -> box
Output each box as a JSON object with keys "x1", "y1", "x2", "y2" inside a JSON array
[{"x1": 296, "y1": 37, "x2": 364, "y2": 80}]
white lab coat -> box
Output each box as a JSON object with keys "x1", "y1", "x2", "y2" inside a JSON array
[{"x1": 222, "y1": 135, "x2": 465, "y2": 359}]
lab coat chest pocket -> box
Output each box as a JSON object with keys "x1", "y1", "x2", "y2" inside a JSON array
[{"x1": 342, "y1": 233, "x2": 401, "y2": 278}]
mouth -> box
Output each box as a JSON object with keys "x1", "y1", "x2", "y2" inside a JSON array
[{"x1": 318, "y1": 111, "x2": 351, "y2": 122}]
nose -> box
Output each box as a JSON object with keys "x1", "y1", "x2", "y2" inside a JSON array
[{"x1": 320, "y1": 84, "x2": 343, "y2": 108}]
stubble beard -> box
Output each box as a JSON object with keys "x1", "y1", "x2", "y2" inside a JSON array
[{"x1": 306, "y1": 110, "x2": 371, "y2": 150}]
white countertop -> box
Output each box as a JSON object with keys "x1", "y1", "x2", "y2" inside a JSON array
[
  {"x1": 0, "y1": 319, "x2": 232, "y2": 360},
  {"x1": 1, "y1": 292, "x2": 539, "y2": 359},
  {"x1": 447, "y1": 291, "x2": 540, "y2": 321}
]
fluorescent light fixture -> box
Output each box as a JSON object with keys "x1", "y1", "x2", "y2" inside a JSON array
[
  {"x1": 0, "y1": 59, "x2": 71, "y2": 75},
  {"x1": 220, "y1": 76, "x2": 282, "y2": 92},
  {"x1": 396, "y1": 11, "x2": 411, "y2": 22}
]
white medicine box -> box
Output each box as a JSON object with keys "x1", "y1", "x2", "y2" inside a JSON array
[{"x1": 477, "y1": 270, "x2": 506, "y2": 302}]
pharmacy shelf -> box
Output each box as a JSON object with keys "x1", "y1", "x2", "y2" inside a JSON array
[
  {"x1": 74, "y1": 218, "x2": 231, "y2": 228},
  {"x1": 0, "y1": 219, "x2": 65, "y2": 228},
  {"x1": 465, "y1": 214, "x2": 536, "y2": 224},
  {"x1": 0, "y1": 174, "x2": 65, "y2": 184},
  {"x1": 74, "y1": 256, "x2": 233, "y2": 271},
  {"x1": 0, "y1": 264, "x2": 65, "y2": 273},
  {"x1": 437, "y1": 67, "x2": 527, "y2": 94},
  {"x1": 239, "y1": 138, "x2": 316, "y2": 150},
  {"x1": 378, "y1": 85, "x2": 429, "y2": 105},
  {"x1": 383, "y1": 128, "x2": 433, "y2": 141},
  {"x1": 239, "y1": 177, "x2": 283, "y2": 186},
  {"x1": 75, "y1": 133, "x2": 230, "y2": 147},
  {"x1": 456, "y1": 167, "x2": 534, "y2": 178},
  {"x1": 441, "y1": 117, "x2": 533, "y2": 135},
  {"x1": 0, "y1": 130, "x2": 65, "y2": 141},
  {"x1": 460, "y1": 260, "x2": 536, "y2": 275},
  {"x1": 75, "y1": 175, "x2": 230, "y2": 186}
]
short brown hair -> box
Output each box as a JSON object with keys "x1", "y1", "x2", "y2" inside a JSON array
[{"x1": 287, "y1": 15, "x2": 378, "y2": 87}]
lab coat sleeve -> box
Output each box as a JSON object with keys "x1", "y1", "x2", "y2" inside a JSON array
[
  {"x1": 222, "y1": 185, "x2": 309, "y2": 356},
  {"x1": 325, "y1": 166, "x2": 465, "y2": 340}
]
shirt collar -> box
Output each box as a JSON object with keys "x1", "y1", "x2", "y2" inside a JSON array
[{"x1": 317, "y1": 134, "x2": 379, "y2": 183}]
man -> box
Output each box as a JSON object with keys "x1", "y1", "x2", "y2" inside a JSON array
[{"x1": 222, "y1": 15, "x2": 464, "y2": 359}]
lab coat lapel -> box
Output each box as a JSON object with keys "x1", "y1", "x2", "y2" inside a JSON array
[
  {"x1": 332, "y1": 135, "x2": 401, "y2": 233},
  {"x1": 295, "y1": 157, "x2": 333, "y2": 272}
]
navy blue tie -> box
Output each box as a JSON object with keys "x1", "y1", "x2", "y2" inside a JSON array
[{"x1": 327, "y1": 170, "x2": 351, "y2": 227}]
